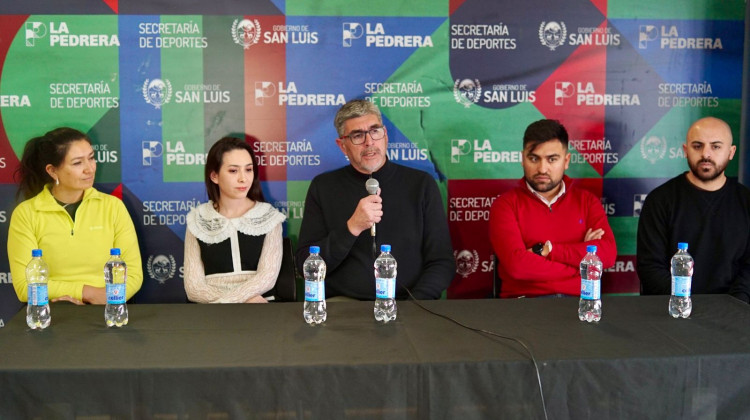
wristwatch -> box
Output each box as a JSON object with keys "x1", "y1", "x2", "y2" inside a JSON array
[{"x1": 532, "y1": 242, "x2": 545, "y2": 256}]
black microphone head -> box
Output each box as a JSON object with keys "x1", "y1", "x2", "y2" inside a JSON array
[{"x1": 365, "y1": 178, "x2": 379, "y2": 195}]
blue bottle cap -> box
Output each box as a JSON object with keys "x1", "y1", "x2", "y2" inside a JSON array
[
  {"x1": 677, "y1": 242, "x2": 688, "y2": 250},
  {"x1": 586, "y1": 245, "x2": 597, "y2": 253},
  {"x1": 110, "y1": 248, "x2": 121, "y2": 256},
  {"x1": 380, "y1": 244, "x2": 391, "y2": 252},
  {"x1": 31, "y1": 249, "x2": 42, "y2": 257},
  {"x1": 309, "y1": 246, "x2": 320, "y2": 254}
]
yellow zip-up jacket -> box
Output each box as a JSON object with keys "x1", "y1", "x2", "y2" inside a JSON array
[{"x1": 7, "y1": 186, "x2": 142, "y2": 302}]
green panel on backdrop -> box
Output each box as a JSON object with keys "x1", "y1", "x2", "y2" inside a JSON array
[
  {"x1": 3, "y1": 15, "x2": 119, "y2": 159},
  {"x1": 607, "y1": 0, "x2": 745, "y2": 20},
  {"x1": 378, "y1": 19, "x2": 606, "y2": 182},
  {"x1": 201, "y1": 15, "x2": 246, "y2": 146},
  {"x1": 566, "y1": 148, "x2": 603, "y2": 179},
  {"x1": 286, "y1": 0, "x2": 448, "y2": 16},
  {"x1": 89, "y1": 107, "x2": 121, "y2": 183},
  {"x1": 285, "y1": 179, "x2": 311, "y2": 301},
  {"x1": 424, "y1": 98, "x2": 547, "y2": 181},
  {"x1": 610, "y1": 216, "x2": 639, "y2": 255},
  {"x1": 436, "y1": 179, "x2": 448, "y2": 213},
  {"x1": 375, "y1": 19, "x2": 451, "y2": 159},
  {"x1": 285, "y1": 180, "x2": 311, "y2": 246},
  {"x1": 606, "y1": 100, "x2": 742, "y2": 179},
  {"x1": 161, "y1": 15, "x2": 205, "y2": 182}
]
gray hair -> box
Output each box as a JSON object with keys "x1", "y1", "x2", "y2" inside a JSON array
[{"x1": 333, "y1": 99, "x2": 383, "y2": 137}]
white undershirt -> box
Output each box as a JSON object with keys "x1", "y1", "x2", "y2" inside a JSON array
[{"x1": 526, "y1": 181, "x2": 566, "y2": 209}]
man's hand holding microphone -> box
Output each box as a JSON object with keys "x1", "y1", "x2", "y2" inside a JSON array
[{"x1": 346, "y1": 178, "x2": 382, "y2": 236}]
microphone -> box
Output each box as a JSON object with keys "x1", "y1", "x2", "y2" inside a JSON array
[{"x1": 365, "y1": 177, "x2": 379, "y2": 237}]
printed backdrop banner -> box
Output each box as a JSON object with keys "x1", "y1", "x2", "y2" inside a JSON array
[{"x1": 0, "y1": 1, "x2": 746, "y2": 322}]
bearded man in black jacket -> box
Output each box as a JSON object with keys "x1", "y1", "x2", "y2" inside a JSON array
[{"x1": 637, "y1": 117, "x2": 750, "y2": 303}]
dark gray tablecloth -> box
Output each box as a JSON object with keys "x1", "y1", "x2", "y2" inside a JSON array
[{"x1": 1, "y1": 295, "x2": 749, "y2": 419}]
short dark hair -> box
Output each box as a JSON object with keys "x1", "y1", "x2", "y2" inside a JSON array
[
  {"x1": 523, "y1": 119, "x2": 569, "y2": 151},
  {"x1": 15, "y1": 127, "x2": 91, "y2": 200},
  {"x1": 204, "y1": 137, "x2": 264, "y2": 209}
]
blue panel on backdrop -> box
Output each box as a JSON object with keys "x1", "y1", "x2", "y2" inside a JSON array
[
  {"x1": 603, "y1": 177, "x2": 676, "y2": 218},
  {"x1": 450, "y1": 0, "x2": 605, "y2": 109},
  {"x1": 119, "y1": 15, "x2": 164, "y2": 186},
  {"x1": 122, "y1": 185, "x2": 189, "y2": 303},
  {"x1": 611, "y1": 19, "x2": 744, "y2": 98},
  {"x1": 285, "y1": 16, "x2": 446, "y2": 180},
  {"x1": 261, "y1": 180, "x2": 289, "y2": 236},
  {"x1": 0, "y1": 184, "x2": 23, "y2": 326},
  {"x1": 604, "y1": 31, "x2": 671, "y2": 174}
]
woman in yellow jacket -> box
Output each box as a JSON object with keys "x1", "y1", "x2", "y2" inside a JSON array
[{"x1": 7, "y1": 127, "x2": 142, "y2": 305}]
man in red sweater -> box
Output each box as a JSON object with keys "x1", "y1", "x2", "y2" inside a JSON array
[{"x1": 489, "y1": 119, "x2": 616, "y2": 298}]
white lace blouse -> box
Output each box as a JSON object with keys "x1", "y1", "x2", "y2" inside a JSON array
[{"x1": 183, "y1": 201, "x2": 286, "y2": 303}]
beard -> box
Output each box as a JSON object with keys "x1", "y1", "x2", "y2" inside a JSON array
[
  {"x1": 526, "y1": 175, "x2": 561, "y2": 194},
  {"x1": 688, "y1": 158, "x2": 727, "y2": 182},
  {"x1": 356, "y1": 147, "x2": 384, "y2": 172}
]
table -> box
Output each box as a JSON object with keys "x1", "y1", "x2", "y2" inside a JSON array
[{"x1": 1, "y1": 296, "x2": 749, "y2": 419}]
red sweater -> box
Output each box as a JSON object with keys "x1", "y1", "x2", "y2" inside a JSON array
[{"x1": 489, "y1": 176, "x2": 616, "y2": 298}]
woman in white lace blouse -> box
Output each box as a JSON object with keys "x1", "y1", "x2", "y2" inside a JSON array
[{"x1": 183, "y1": 137, "x2": 286, "y2": 303}]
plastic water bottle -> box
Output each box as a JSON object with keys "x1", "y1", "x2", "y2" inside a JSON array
[
  {"x1": 26, "y1": 249, "x2": 51, "y2": 330},
  {"x1": 374, "y1": 244, "x2": 397, "y2": 323},
  {"x1": 578, "y1": 245, "x2": 602, "y2": 322},
  {"x1": 303, "y1": 246, "x2": 327, "y2": 325},
  {"x1": 670, "y1": 242, "x2": 693, "y2": 318},
  {"x1": 104, "y1": 248, "x2": 128, "y2": 327}
]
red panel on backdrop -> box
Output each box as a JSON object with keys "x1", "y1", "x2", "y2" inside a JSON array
[
  {"x1": 603, "y1": 254, "x2": 639, "y2": 294},
  {"x1": 533, "y1": 21, "x2": 608, "y2": 176},
  {"x1": 243, "y1": 15, "x2": 287, "y2": 181},
  {"x1": 111, "y1": 183, "x2": 123, "y2": 200},
  {"x1": 447, "y1": 179, "x2": 517, "y2": 299},
  {"x1": 0, "y1": 16, "x2": 28, "y2": 183},
  {"x1": 571, "y1": 176, "x2": 603, "y2": 197},
  {"x1": 590, "y1": 0, "x2": 608, "y2": 17},
  {"x1": 449, "y1": 0, "x2": 470, "y2": 15},
  {"x1": 101, "y1": 0, "x2": 118, "y2": 13}
]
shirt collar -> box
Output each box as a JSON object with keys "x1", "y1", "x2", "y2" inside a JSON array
[{"x1": 526, "y1": 179, "x2": 566, "y2": 208}]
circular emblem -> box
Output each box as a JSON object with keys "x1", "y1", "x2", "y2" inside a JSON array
[
  {"x1": 454, "y1": 249, "x2": 480, "y2": 279},
  {"x1": 147, "y1": 254, "x2": 177, "y2": 284},
  {"x1": 232, "y1": 19, "x2": 261, "y2": 49},
  {"x1": 640, "y1": 135, "x2": 667, "y2": 164},
  {"x1": 453, "y1": 79, "x2": 482, "y2": 108},
  {"x1": 142, "y1": 78, "x2": 172, "y2": 109},
  {"x1": 539, "y1": 21, "x2": 567, "y2": 51}
]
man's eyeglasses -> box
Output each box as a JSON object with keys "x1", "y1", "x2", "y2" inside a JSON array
[{"x1": 341, "y1": 126, "x2": 385, "y2": 145}]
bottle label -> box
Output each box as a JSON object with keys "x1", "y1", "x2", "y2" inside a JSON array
[
  {"x1": 28, "y1": 284, "x2": 48, "y2": 306},
  {"x1": 304, "y1": 280, "x2": 325, "y2": 302},
  {"x1": 375, "y1": 277, "x2": 396, "y2": 299},
  {"x1": 106, "y1": 284, "x2": 126, "y2": 304},
  {"x1": 671, "y1": 276, "x2": 691, "y2": 297},
  {"x1": 580, "y1": 279, "x2": 600, "y2": 300}
]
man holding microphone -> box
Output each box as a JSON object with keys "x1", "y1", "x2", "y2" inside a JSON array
[{"x1": 296, "y1": 99, "x2": 454, "y2": 300}]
